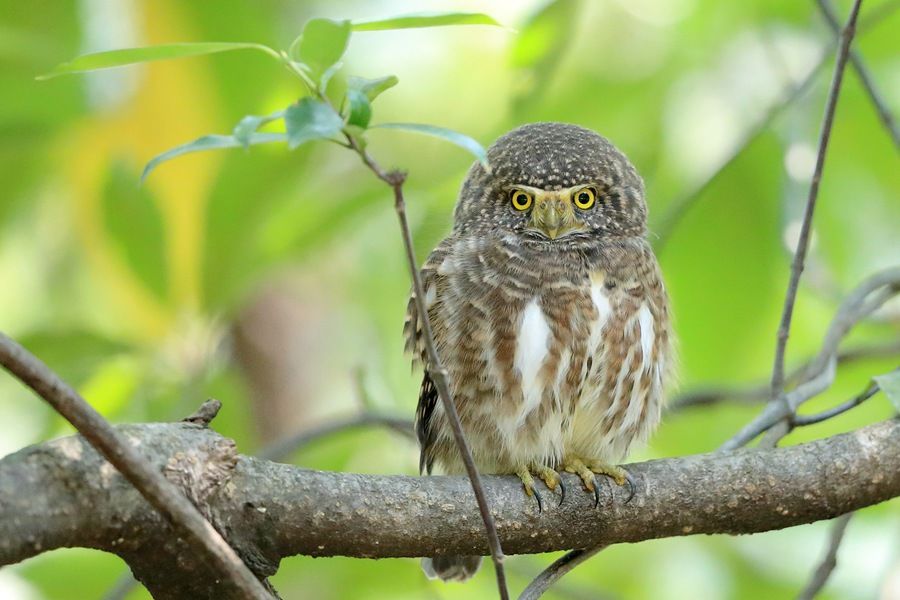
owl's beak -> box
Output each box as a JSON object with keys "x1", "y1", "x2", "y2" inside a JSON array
[{"x1": 529, "y1": 194, "x2": 585, "y2": 240}]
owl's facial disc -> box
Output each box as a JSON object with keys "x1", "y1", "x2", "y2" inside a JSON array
[{"x1": 512, "y1": 185, "x2": 590, "y2": 240}]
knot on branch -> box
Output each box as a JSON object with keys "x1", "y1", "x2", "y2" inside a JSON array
[
  {"x1": 181, "y1": 398, "x2": 223, "y2": 427},
  {"x1": 164, "y1": 435, "x2": 238, "y2": 507},
  {"x1": 386, "y1": 169, "x2": 407, "y2": 187}
]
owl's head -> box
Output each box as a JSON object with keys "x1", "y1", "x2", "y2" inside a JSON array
[{"x1": 453, "y1": 122, "x2": 646, "y2": 245}]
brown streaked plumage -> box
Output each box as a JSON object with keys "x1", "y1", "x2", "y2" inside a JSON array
[{"x1": 405, "y1": 122, "x2": 674, "y2": 582}]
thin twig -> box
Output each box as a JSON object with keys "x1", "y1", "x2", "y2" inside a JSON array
[
  {"x1": 796, "y1": 513, "x2": 854, "y2": 600},
  {"x1": 0, "y1": 333, "x2": 272, "y2": 600},
  {"x1": 815, "y1": 0, "x2": 900, "y2": 150},
  {"x1": 768, "y1": 0, "x2": 864, "y2": 412},
  {"x1": 292, "y1": 67, "x2": 509, "y2": 596},
  {"x1": 721, "y1": 266, "x2": 900, "y2": 450},
  {"x1": 518, "y1": 546, "x2": 609, "y2": 600},
  {"x1": 792, "y1": 377, "x2": 884, "y2": 426},
  {"x1": 258, "y1": 413, "x2": 414, "y2": 461},
  {"x1": 670, "y1": 339, "x2": 900, "y2": 410},
  {"x1": 653, "y1": 49, "x2": 830, "y2": 251},
  {"x1": 346, "y1": 138, "x2": 510, "y2": 599}
]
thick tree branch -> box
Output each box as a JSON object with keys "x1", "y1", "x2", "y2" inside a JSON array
[
  {"x1": 0, "y1": 333, "x2": 273, "y2": 600},
  {"x1": 2, "y1": 419, "x2": 897, "y2": 587}
]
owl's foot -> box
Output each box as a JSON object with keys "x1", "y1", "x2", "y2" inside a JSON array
[
  {"x1": 515, "y1": 463, "x2": 566, "y2": 512},
  {"x1": 561, "y1": 456, "x2": 635, "y2": 508}
]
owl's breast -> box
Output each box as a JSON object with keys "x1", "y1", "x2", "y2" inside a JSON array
[{"x1": 426, "y1": 239, "x2": 594, "y2": 463}]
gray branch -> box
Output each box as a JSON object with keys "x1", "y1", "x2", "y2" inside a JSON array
[{"x1": 2, "y1": 418, "x2": 898, "y2": 598}]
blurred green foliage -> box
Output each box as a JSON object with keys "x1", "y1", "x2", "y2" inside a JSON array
[{"x1": 0, "y1": 1, "x2": 898, "y2": 599}]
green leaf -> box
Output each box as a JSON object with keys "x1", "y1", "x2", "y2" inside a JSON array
[
  {"x1": 103, "y1": 161, "x2": 169, "y2": 300},
  {"x1": 142, "y1": 133, "x2": 286, "y2": 181},
  {"x1": 37, "y1": 42, "x2": 280, "y2": 79},
  {"x1": 233, "y1": 110, "x2": 284, "y2": 148},
  {"x1": 346, "y1": 90, "x2": 372, "y2": 128},
  {"x1": 874, "y1": 370, "x2": 900, "y2": 411},
  {"x1": 344, "y1": 75, "x2": 398, "y2": 129},
  {"x1": 284, "y1": 98, "x2": 343, "y2": 149},
  {"x1": 347, "y1": 75, "x2": 398, "y2": 101},
  {"x1": 372, "y1": 122, "x2": 488, "y2": 167},
  {"x1": 289, "y1": 18, "x2": 351, "y2": 80},
  {"x1": 352, "y1": 11, "x2": 502, "y2": 31}
]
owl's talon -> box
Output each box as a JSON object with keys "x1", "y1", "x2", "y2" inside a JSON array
[
  {"x1": 622, "y1": 469, "x2": 637, "y2": 504},
  {"x1": 516, "y1": 466, "x2": 541, "y2": 512},
  {"x1": 557, "y1": 477, "x2": 567, "y2": 507},
  {"x1": 517, "y1": 463, "x2": 564, "y2": 512},
  {"x1": 563, "y1": 456, "x2": 635, "y2": 506}
]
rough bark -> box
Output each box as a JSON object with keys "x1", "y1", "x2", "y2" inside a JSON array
[{"x1": 1, "y1": 419, "x2": 897, "y2": 598}]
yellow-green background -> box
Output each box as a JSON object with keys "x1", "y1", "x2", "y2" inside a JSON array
[{"x1": 1, "y1": 1, "x2": 898, "y2": 598}]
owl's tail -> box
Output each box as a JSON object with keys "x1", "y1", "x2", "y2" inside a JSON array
[{"x1": 421, "y1": 555, "x2": 482, "y2": 582}]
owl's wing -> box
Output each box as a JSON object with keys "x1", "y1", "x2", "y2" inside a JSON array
[{"x1": 404, "y1": 239, "x2": 454, "y2": 475}]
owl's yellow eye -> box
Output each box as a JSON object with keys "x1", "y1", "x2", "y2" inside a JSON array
[
  {"x1": 510, "y1": 190, "x2": 533, "y2": 211},
  {"x1": 573, "y1": 188, "x2": 596, "y2": 210}
]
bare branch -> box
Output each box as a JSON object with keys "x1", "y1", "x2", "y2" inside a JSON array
[
  {"x1": 669, "y1": 339, "x2": 900, "y2": 411},
  {"x1": 769, "y1": 0, "x2": 864, "y2": 405},
  {"x1": 346, "y1": 137, "x2": 509, "y2": 599},
  {"x1": 104, "y1": 409, "x2": 416, "y2": 599},
  {"x1": 0, "y1": 333, "x2": 272, "y2": 600},
  {"x1": 792, "y1": 376, "x2": 886, "y2": 426},
  {"x1": 258, "y1": 413, "x2": 414, "y2": 462},
  {"x1": 796, "y1": 513, "x2": 854, "y2": 600},
  {"x1": 518, "y1": 546, "x2": 608, "y2": 600},
  {"x1": 2, "y1": 419, "x2": 897, "y2": 577},
  {"x1": 722, "y1": 266, "x2": 900, "y2": 450},
  {"x1": 815, "y1": 0, "x2": 900, "y2": 150}
]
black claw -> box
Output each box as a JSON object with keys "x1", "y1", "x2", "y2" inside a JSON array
[
  {"x1": 533, "y1": 487, "x2": 544, "y2": 514},
  {"x1": 592, "y1": 475, "x2": 601, "y2": 509},
  {"x1": 622, "y1": 470, "x2": 637, "y2": 505},
  {"x1": 557, "y1": 477, "x2": 566, "y2": 507}
]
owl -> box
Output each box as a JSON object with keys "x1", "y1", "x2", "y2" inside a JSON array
[{"x1": 404, "y1": 122, "x2": 673, "y2": 582}]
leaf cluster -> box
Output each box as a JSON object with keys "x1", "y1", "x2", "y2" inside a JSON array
[{"x1": 40, "y1": 12, "x2": 499, "y2": 179}]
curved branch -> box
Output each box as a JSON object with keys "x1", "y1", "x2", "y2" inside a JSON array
[
  {"x1": 0, "y1": 333, "x2": 273, "y2": 600},
  {"x1": 723, "y1": 267, "x2": 900, "y2": 450},
  {"x1": 2, "y1": 419, "x2": 897, "y2": 584},
  {"x1": 518, "y1": 546, "x2": 608, "y2": 600}
]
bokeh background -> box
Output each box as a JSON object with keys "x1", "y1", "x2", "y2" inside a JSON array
[{"x1": 1, "y1": 0, "x2": 899, "y2": 598}]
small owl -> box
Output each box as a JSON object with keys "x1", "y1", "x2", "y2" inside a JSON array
[{"x1": 405, "y1": 122, "x2": 673, "y2": 581}]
